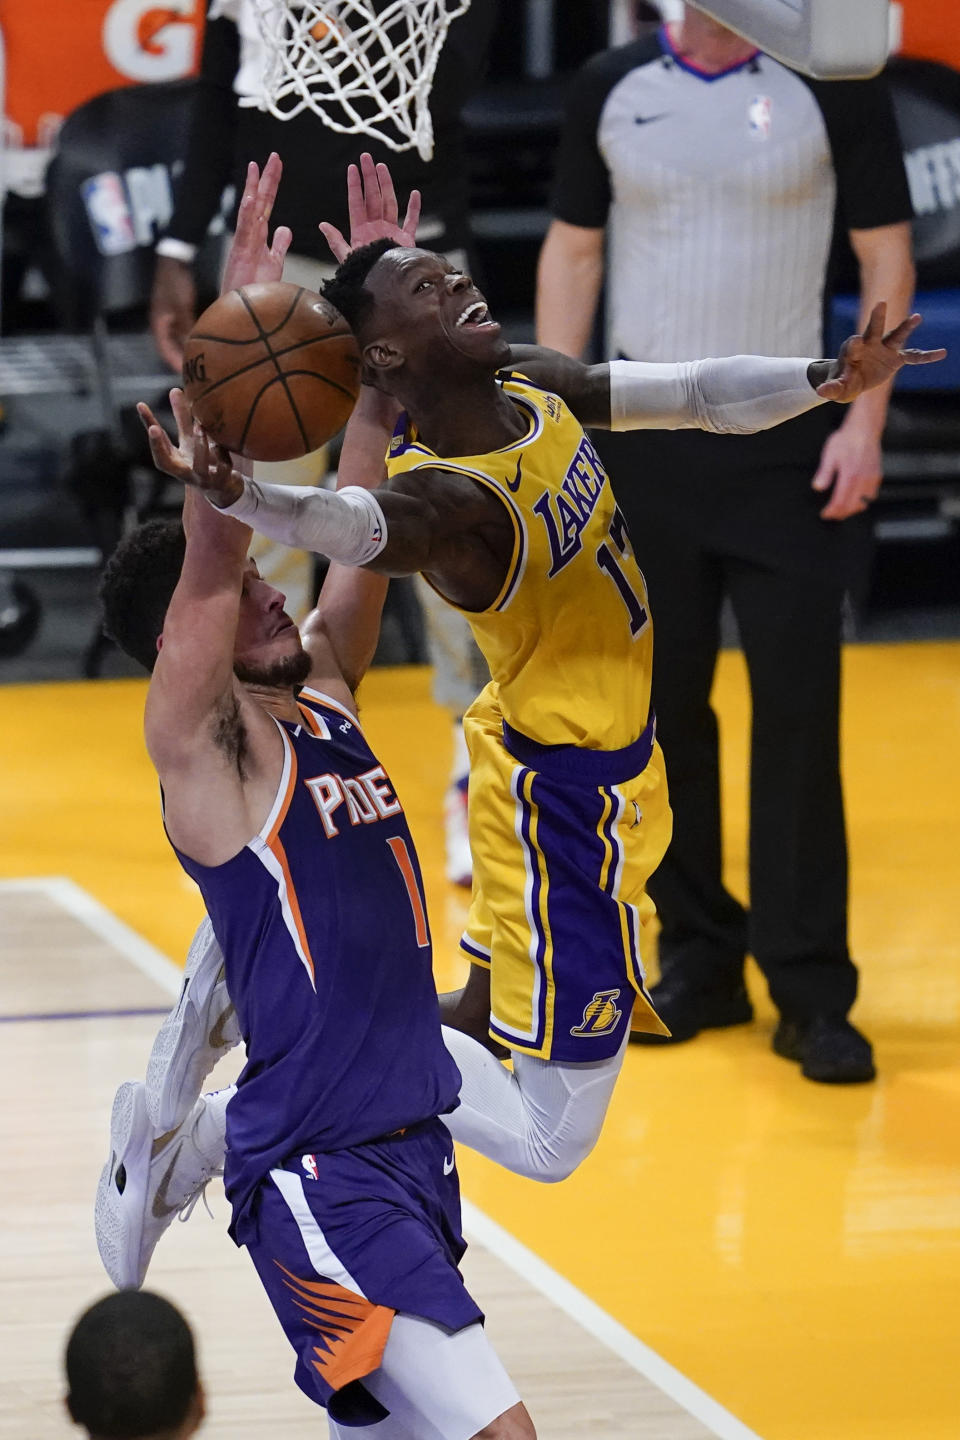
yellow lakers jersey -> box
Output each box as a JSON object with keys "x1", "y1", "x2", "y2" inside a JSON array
[{"x1": 385, "y1": 374, "x2": 653, "y2": 749}]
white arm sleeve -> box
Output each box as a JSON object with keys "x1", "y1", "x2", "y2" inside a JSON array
[
  {"x1": 216, "y1": 480, "x2": 388, "y2": 566},
  {"x1": 608, "y1": 355, "x2": 828, "y2": 435}
]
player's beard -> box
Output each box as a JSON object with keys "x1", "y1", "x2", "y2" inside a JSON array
[{"x1": 234, "y1": 649, "x2": 312, "y2": 688}]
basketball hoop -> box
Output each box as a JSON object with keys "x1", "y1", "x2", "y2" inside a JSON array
[{"x1": 246, "y1": 0, "x2": 472, "y2": 160}]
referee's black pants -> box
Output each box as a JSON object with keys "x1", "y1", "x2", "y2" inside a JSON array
[{"x1": 594, "y1": 410, "x2": 868, "y2": 1021}]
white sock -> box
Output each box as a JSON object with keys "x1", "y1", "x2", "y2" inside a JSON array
[
  {"x1": 193, "y1": 1085, "x2": 234, "y2": 1164},
  {"x1": 440, "y1": 1027, "x2": 627, "y2": 1183}
]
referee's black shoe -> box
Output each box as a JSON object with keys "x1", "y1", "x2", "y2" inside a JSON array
[
  {"x1": 631, "y1": 972, "x2": 753, "y2": 1044},
  {"x1": 772, "y1": 1015, "x2": 876, "y2": 1084}
]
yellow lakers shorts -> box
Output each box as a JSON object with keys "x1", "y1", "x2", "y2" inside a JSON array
[{"x1": 460, "y1": 694, "x2": 673, "y2": 1061}]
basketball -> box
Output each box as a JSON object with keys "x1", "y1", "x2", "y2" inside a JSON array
[{"x1": 181, "y1": 281, "x2": 361, "y2": 462}]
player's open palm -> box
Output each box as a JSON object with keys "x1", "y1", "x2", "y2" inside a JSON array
[
  {"x1": 137, "y1": 388, "x2": 244, "y2": 508},
  {"x1": 319, "y1": 151, "x2": 421, "y2": 262},
  {"x1": 221, "y1": 153, "x2": 293, "y2": 295},
  {"x1": 815, "y1": 303, "x2": 946, "y2": 402}
]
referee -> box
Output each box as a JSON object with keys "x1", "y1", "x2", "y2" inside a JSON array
[{"x1": 536, "y1": 5, "x2": 915, "y2": 1083}]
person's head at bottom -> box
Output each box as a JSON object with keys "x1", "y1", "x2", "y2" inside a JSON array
[{"x1": 64, "y1": 1290, "x2": 204, "y2": 1439}]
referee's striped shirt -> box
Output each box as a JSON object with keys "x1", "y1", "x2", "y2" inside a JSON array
[{"x1": 550, "y1": 27, "x2": 912, "y2": 363}]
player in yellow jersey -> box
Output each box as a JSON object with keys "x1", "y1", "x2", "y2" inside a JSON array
[{"x1": 157, "y1": 155, "x2": 941, "y2": 1184}]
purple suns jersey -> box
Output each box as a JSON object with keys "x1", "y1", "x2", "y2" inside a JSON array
[{"x1": 171, "y1": 686, "x2": 462, "y2": 1242}]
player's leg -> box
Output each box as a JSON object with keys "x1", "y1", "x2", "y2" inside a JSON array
[
  {"x1": 144, "y1": 916, "x2": 240, "y2": 1131},
  {"x1": 95, "y1": 1082, "x2": 230, "y2": 1288},
  {"x1": 444, "y1": 707, "x2": 671, "y2": 1180},
  {"x1": 354, "y1": 1315, "x2": 534, "y2": 1440},
  {"x1": 439, "y1": 959, "x2": 508, "y2": 1057},
  {"x1": 247, "y1": 1131, "x2": 529, "y2": 1438},
  {"x1": 441, "y1": 1025, "x2": 628, "y2": 1183},
  {"x1": 726, "y1": 557, "x2": 871, "y2": 1081}
]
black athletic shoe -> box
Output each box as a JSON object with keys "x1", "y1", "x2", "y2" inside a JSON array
[
  {"x1": 772, "y1": 1015, "x2": 876, "y2": 1084},
  {"x1": 630, "y1": 971, "x2": 753, "y2": 1045}
]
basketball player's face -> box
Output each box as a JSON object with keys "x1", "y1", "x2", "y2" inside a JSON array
[
  {"x1": 232, "y1": 561, "x2": 310, "y2": 688},
  {"x1": 366, "y1": 250, "x2": 510, "y2": 376}
]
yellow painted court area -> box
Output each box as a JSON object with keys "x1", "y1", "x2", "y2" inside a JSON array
[{"x1": 2, "y1": 643, "x2": 959, "y2": 1439}]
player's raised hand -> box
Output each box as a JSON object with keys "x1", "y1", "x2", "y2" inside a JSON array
[
  {"x1": 815, "y1": 303, "x2": 946, "y2": 403},
  {"x1": 137, "y1": 390, "x2": 245, "y2": 508},
  {"x1": 221, "y1": 154, "x2": 293, "y2": 296},
  {"x1": 318, "y1": 151, "x2": 421, "y2": 262}
]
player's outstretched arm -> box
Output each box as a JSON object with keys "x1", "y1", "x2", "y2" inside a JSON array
[
  {"x1": 163, "y1": 430, "x2": 509, "y2": 609},
  {"x1": 508, "y1": 307, "x2": 945, "y2": 434},
  {"x1": 138, "y1": 396, "x2": 250, "y2": 767}
]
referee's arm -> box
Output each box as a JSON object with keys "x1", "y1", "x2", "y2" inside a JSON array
[
  {"x1": 536, "y1": 221, "x2": 605, "y2": 360},
  {"x1": 808, "y1": 73, "x2": 915, "y2": 520},
  {"x1": 536, "y1": 51, "x2": 616, "y2": 358}
]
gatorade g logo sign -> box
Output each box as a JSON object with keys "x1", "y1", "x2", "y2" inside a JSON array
[
  {"x1": 103, "y1": 0, "x2": 199, "y2": 82},
  {"x1": 82, "y1": 165, "x2": 175, "y2": 255}
]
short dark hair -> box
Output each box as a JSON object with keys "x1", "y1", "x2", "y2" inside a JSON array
[
  {"x1": 99, "y1": 520, "x2": 186, "y2": 672},
  {"x1": 322, "y1": 238, "x2": 396, "y2": 333},
  {"x1": 64, "y1": 1290, "x2": 198, "y2": 1439}
]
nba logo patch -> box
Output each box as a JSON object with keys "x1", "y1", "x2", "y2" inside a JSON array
[
  {"x1": 748, "y1": 95, "x2": 773, "y2": 140},
  {"x1": 570, "y1": 989, "x2": 623, "y2": 1038},
  {"x1": 301, "y1": 1153, "x2": 319, "y2": 1182},
  {"x1": 81, "y1": 173, "x2": 137, "y2": 256}
]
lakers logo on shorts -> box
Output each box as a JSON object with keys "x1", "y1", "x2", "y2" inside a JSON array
[{"x1": 570, "y1": 989, "x2": 623, "y2": 1038}]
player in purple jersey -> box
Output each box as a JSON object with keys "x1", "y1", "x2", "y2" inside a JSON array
[{"x1": 95, "y1": 157, "x2": 535, "y2": 1440}]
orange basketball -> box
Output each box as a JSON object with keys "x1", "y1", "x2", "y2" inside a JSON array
[{"x1": 182, "y1": 281, "x2": 361, "y2": 462}]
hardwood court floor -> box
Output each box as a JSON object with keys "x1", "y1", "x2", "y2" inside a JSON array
[{"x1": 1, "y1": 643, "x2": 958, "y2": 1439}]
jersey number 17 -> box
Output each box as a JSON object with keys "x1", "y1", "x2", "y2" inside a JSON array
[{"x1": 595, "y1": 508, "x2": 649, "y2": 637}]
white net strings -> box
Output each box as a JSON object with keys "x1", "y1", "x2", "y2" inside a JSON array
[{"x1": 248, "y1": 0, "x2": 472, "y2": 159}]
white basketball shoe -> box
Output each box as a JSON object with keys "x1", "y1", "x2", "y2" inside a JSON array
[
  {"x1": 95, "y1": 1081, "x2": 225, "y2": 1290},
  {"x1": 146, "y1": 916, "x2": 240, "y2": 1131}
]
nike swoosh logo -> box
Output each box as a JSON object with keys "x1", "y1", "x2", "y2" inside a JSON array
[
  {"x1": 634, "y1": 113, "x2": 669, "y2": 125},
  {"x1": 208, "y1": 1002, "x2": 236, "y2": 1050},
  {"x1": 443, "y1": 1154, "x2": 456, "y2": 1176},
  {"x1": 152, "y1": 1143, "x2": 185, "y2": 1218},
  {"x1": 505, "y1": 457, "x2": 522, "y2": 493}
]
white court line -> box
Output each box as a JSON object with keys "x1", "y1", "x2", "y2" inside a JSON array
[
  {"x1": 0, "y1": 876, "x2": 184, "y2": 997},
  {"x1": 2, "y1": 874, "x2": 763, "y2": 1440}
]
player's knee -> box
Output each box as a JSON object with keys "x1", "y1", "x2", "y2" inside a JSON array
[
  {"x1": 472, "y1": 1400, "x2": 537, "y2": 1438},
  {"x1": 520, "y1": 1129, "x2": 598, "y2": 1184}
]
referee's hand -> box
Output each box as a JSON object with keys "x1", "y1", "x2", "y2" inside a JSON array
[{"x1": 815, "y1": 303, "x2": 945, "y2": 403}]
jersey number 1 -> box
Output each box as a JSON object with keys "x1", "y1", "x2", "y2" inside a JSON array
[
  {"x1": 596, "y1": 508, "x2": 648, "y2": 636},
  {"x1": 387, "y1": 837, "x2": 430, "y2": 948}
]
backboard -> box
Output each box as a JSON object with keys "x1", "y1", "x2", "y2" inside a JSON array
[{"x1": 686, "y1": 0, "x2": 890, "y2": 79}]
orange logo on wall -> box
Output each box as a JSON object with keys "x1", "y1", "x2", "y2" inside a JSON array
[
  {"x1": 898, "y1": 0, "x2": 960, "y2": 72},
  {"x1": 3, "y1": 0, "x2": 205, "y2": 150}
]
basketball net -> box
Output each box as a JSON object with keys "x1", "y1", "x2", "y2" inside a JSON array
[{"x1": 246, "y1": 0, "x2": 472, "y2": 160}]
